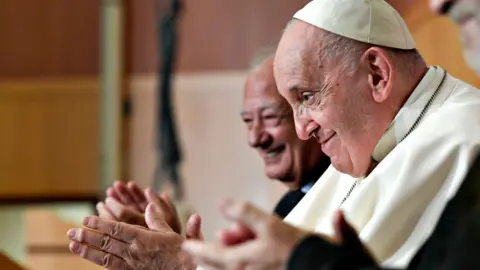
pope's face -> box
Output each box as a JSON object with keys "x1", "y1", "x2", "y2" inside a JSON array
[
  {"x1": 431, "y1": 0, "x2": 480, "y2": 74},
  {"x1": 274, "y1": 21, "x2": 378, "y2": 177}
]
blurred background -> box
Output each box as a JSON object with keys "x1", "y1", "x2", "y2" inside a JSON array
[{"x1": 0, "y1": 0, "x2": 478, "y2": 269}]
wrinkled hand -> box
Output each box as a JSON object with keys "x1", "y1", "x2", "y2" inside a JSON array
[
  {"x1": 68, "y1": 203, "x2": 203, "y2": 270},
  {"x1": 98, "y1": 181, "x2": 182, "y2": 234},
  {"x1": 182, "y1": 199, "x2": 364, "y2": 270}
]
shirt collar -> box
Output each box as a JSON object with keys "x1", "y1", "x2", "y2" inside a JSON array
[
  {"x1": 371, "y1": 66, "x2": 446, "y2": 164},
  {"x1": 300, "y1": 182, "x2": 314, "y2": 193}
]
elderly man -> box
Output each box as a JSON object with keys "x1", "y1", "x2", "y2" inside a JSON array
[
  {"x1": 66, "y1": 53, "x2": 330, "y2": 269},
  {"x1": 181, "y1": 0, "x2": 480, "y2": 269},
  {"x1": 241, "y1": 53, "x2": 329, "y2": 217}
]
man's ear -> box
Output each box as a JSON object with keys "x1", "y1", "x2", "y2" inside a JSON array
[{"x1": 360, "y1": 47, "x2": 394, "y2": 103}]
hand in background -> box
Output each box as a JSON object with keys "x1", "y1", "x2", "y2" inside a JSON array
[{"x1": 97, "y1": 181, "x2": 183, "y2": 234}]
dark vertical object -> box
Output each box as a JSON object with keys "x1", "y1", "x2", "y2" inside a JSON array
[{"x1": 154, "y1": 0, "x2": 183, "y2": 199}]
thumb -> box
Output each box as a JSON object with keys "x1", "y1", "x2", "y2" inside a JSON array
[
  {"x1": 332, "y1": 210, "x2": 363, "y2": 249},
  {"x1": 185, "y1": 214, "x2": 204, "y2": 241},
  {"x1": 145, "y1": 203, "x2": 170, "y2": 232},
  {"x1": 220, "y1": 198, "x2": 271, "y2": 235}
]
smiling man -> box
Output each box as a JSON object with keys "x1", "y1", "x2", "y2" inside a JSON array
[{"x1": 241, "y1": 53, "x2": 329, "y2": 218}]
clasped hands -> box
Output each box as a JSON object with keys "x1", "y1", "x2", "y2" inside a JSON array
[{"x1": 67, "y1": 182, "x2": 365, "y2": 270}]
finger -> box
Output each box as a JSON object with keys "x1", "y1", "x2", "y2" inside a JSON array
[
  {"x1": 145, "y1": 203, "x2": 172, "y2": 232},
  {"x1": 182, "y1": 241, "x2": 227, "y2": 269},
  {"x1": 105, "y1": 197, "x2": 133, "y2": 218},
  {"x1": 114, "y1": 181, "x2": 135, "y2": 206},
  {"x1": 97, "y1": 202, "x2": 117, "y2": 221},
  {"x1": 126, "y1": 182, "x2": 148, "y2": 211},
  {"x1": 106, "y1": 188, "x2": 122, "y2": 202},
  {"x1": 186, "y1": 214, "x2": 204, "y2": 240},
  {"x1": 182, "y1": 240, "x2": 251, "y2": 270},
  {"x1": 219, "y1": 198, "x2": 271, "y2": 235},
  {"x1": 217, "y1": 223, "x2": 255, "y2": 246},
  {"x1": 105, "y1": 197, "x2": 146, "y2": 227},
  {"x1": 160, "y1": 192, "x2": 182, "y2": 234},
  {"x1": 69, "y1": 241, "x2": 130, "y2": 270},
  {"x1": 82, "y1": 216, "x2": 138, "y2": 244},
  {"x1": 191, "y1": 257, "x2": 224, "y2": 270},
  {"x1": 145, "y1": 189, "x2": 171, "y2": 219},
  {"x1": 67, "y1": 228, "x2": 129, "y2": 258},
  {"x1": 332, "y1": 210, "x2": 363, "y2": 248},
  {"x1": 161, "y1": 192, "x2": 179, "y2": 217}
]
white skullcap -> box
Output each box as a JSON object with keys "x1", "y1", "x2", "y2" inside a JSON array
[{"x1": 293, "y1": 0, "x2": 416, "y2": 50}]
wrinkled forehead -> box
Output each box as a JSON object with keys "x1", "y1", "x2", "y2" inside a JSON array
[
  {"x1": 243, "y1": 74, "x2": 288, "y2": 113},
  {"x1": 275, "y1": 22, "x2": 310, "y2": 67},
  {"x1": 274, "y1": 21, "x2": 321, "y2": 85}
]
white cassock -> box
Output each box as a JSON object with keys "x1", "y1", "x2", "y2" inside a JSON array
[{"x1": 283, "y1": 66, "x2": 480, "y2": 268}]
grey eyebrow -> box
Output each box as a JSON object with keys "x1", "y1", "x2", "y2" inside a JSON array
[{"x1": 240, "y1": 104, "x2": 284, "y2": 116}]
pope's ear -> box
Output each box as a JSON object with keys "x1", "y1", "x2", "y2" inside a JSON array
[{"x1": 360, "y1": 47, "x2": 394, "y2": 103}]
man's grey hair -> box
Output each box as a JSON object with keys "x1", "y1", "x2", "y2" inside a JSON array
[
  {"x1": 249, "y1": 46, "x2": 276, "y2": 71},
  {"x1": 317, "y1": 30, "x2": 424, "y2": 77}
]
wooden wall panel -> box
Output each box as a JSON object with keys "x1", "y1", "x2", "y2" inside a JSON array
[
  {"x1": 126, "y1": 0, "x2": 309, "y2": 73},
  {"x1": 0, "y1": 0, "x2": 100, "y2": 78},
  {"x1": 0, "y1": 0, "x2": 101, "y2": 200},
  {"x1": 0, "y1": 79, "x2": 100, "y2": 199}
]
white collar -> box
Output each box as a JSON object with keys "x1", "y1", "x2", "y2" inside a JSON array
[{"x1": 371, "y1": 66, "x2": 446, "y2": 164}]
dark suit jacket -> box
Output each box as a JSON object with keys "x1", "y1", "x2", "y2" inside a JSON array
[
  {"x1": 287, "y1": 154, "x2": 480, "y2": 270},
  {"x1": 274, "y1": 189, "x2": 308, "y2": 218}
]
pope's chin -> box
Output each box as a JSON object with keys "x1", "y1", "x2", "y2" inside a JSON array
[{"x1": 330, "y1": 154, "x2": 369, "y2": 178}]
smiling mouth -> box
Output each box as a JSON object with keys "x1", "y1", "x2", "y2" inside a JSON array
[
  {"x1": 320, "y1": 133, "x2": 336, "y2": 145},
  {"x1": 264, "y1": 145, "x2": 286, "y2": 160}
]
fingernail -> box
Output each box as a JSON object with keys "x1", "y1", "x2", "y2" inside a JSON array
[
  {"x1": 69, "y1": 242, "x2": 80, "y2": 254},
  {"x1": 67, "y1": 229, "x2": 76, "y2": 239}
]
